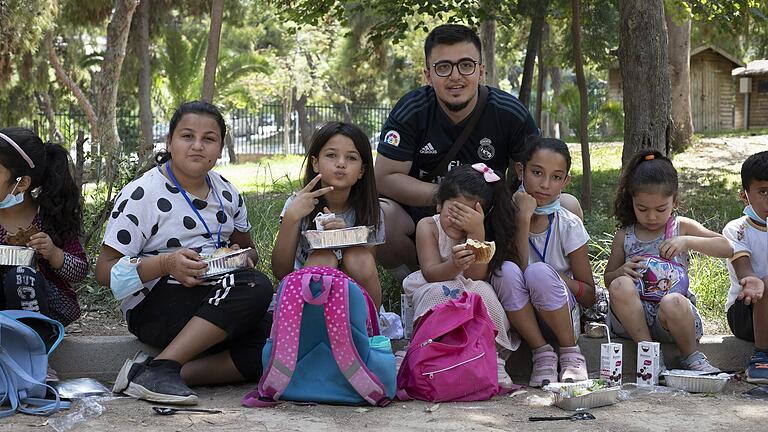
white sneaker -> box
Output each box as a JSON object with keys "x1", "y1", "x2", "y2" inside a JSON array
[{"x1": 113, "y1": 351, "x2": 152, "y2": 393}]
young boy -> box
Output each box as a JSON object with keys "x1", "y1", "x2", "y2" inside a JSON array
[{"x1": 723, "y1": 150, "x2": 768, "y2": 383}]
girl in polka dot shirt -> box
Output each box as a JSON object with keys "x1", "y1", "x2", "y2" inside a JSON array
[{"x1": 96, "y1": 101, "x2": 273, "y2": 406}]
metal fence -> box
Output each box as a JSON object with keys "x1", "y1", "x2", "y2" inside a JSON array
[{"x1": 31, "y1": 103, "x2": 392, "y2": 161}]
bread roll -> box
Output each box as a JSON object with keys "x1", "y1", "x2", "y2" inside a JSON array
[
  {"x1": 463, "y1": 239, "x2": 496, "y2": 264},
  {"x1": 213, "y1": 247, "x2": 235, "y2": 257}
]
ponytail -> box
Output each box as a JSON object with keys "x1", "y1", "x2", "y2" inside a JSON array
[
  {"x1": 613, "y1": 149, "x2": 678, "y2": 228},
  {"x1": 486, "y1": 175, "x2": 518, "y2": 273},
  {"x1": 38, "y1": 143, "x2": 83, "y2": 245}
]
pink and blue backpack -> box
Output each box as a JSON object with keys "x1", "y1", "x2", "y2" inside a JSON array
[{"x1": 242, "y1": 266, "x2": 395, "y2": 407}]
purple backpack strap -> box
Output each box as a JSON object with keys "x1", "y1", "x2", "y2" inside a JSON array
[{"x1": 324, "y1": 275, "x2": 390, "y2": 406}]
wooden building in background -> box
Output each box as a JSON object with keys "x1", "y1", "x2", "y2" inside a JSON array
[
  {"x1": 608, "y1": 45, "x2": 744, "y2": 132},
  {"x1": 733, "y1": 60, "x2": 768, "y2": 129}
]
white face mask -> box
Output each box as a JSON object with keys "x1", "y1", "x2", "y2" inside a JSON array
[
  {"x1": 0, "y1": 177, "x2": 24, "y2": 209},
  {"x1": 744, "y1": 191, "x2": 766, "y2": 224}
]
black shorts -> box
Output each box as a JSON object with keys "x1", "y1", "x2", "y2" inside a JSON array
[
  {"x1": 728, "y1": 299, "x2": 754, "y2": 342},
  {"x1": 127, "y1": 269, "x2": 274, "y2": 380}
]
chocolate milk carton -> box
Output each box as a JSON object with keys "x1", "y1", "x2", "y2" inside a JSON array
[
  {"x1": 636, "y1": 341, "x2": 661, "y2": 386},
  {"x1": 400, "y1": 293, "x2": 414, "y2": 339},
  {"x1": 600, "y1": 343, "x2": 623, "y2": 386}
]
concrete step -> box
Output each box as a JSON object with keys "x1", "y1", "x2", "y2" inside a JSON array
[{"x1": 49, "y1": 334, "x2": 754, "y2": 384}]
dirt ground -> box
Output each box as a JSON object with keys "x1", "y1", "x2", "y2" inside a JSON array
[{"x1": 3, "y1": 380, "x2": 767, "y2": 432}]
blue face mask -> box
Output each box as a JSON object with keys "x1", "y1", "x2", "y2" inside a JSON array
[
  {"x1": 517, "y1": 181, "x2": 561, "y2": 215},
  {"x1": 744, "y1": 192, "x2": 766, "y2": 224},
  {"x1": 110, "y1": 256, "x2": 144, "y2": 300},
  {"x1": 0, "y1": 177, "x2": 24, "y2": 209}
]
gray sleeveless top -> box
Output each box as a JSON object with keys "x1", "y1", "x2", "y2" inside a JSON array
[{"x1": 624, "y1": 217, "x2": 690, "y2": 268}]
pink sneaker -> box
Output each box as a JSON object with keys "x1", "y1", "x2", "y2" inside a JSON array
[
  {"x1": 529, "y1": 346, "x2": 558, "y2": 387},
  {"x1": 559, "y1": 351, "x2": 588, "y2": 383}
]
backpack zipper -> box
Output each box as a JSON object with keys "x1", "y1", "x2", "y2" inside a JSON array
[{"x1": 422, "y1": 352, "x2": 486, "y2": 379}]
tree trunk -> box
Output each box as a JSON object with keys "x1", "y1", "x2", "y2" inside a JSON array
[
  {"x1": 519, "y1": 3, "x2": 548, "y2": 108},
  {"x1": 282, "y1": 86, "x2": 292, "y2": 155},
  {"x1": 47, "y1": 33, "x2": 97, "y2": 134},
  {"x1": 294, "y1": 91, "x2": 312, "y2": 151},
  {"x1": 665, "y1": 12, "x2": 693, "y2": 153},
  {"x1": 549, "y1": 66, "x2": 571, "y2": 138},
  {"x1": 201, "y1": 0, "x2": 224, "y2": 103},
  {"x1": 535, "y1": 22, "x2": 549, "y2": 129},
  {"x1": 87, "y1": 0, "x2": 139, "y2": 246},
  {"x1": 75, "y1": 130, "x2": 87, "y2": 192},
  {"x1": 618, "y1": 0, "x2": 672, "y2": 165},
  {"x1": 135, "y1": 0, "x2": 154, "y2": 169},
  {"x1": 225, "y1": 131, "x2": 237, "y2": 164},
  {"x1": 34, "y1": 91, "x2": 64, "y2": 144},
  {"x1": 572, "y1": 0, "x2": 591, "y2": 212},
  {"x1": 479, "y1": 3, "x2": 497, "y2": 87}
]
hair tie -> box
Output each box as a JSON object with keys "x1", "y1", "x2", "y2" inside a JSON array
[
  {"x1": 0, "y1": 132, "x2": 35, "y2": 169},
  {"x1": 471, "y1": 163, "x2": 500, "y2": 183},
  {"x1": 644, "y1": 154, "x2": 655, "y2": 161}
]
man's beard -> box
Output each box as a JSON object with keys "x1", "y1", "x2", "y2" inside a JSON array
[{"x1": 440, "y1": 92, "x2": 475, "y2": 112}]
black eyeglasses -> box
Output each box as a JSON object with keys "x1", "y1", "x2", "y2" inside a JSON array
[{"x1": 431, "y1": 59, "x2": 479, "y2": 77}]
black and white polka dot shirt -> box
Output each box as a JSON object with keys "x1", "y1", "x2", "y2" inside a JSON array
[{"x1": 103, "y1": 165, "x2": 250, "y2": 313}]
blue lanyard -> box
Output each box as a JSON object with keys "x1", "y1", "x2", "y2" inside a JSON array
[
  {"x1": 529, "y1": 213, "x2": 554, "y2": 263},
  {"x1": 164, "y1": 162, "x2": 225, "y2": 248}
]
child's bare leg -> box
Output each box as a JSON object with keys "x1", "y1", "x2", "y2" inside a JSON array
[
  {"x1": 658, "y1": 293, "x2": 696, "y2": 357},
  {"x1": 182, "y1": 351, "x2": 242, "y2": 385},
  {"x1": 506, "y1": 304, "x2": 547, "y2": 349},
  {"x1": 341, "y1": 246, "x2": 382, "y2": 310},
  {"x1": 753, "y1": 293, "x2": 768, "y2": 350},
  {"x1": 305, "y1": 249, "x2": 339, "y2": 268},
  {"x1": 538, "y1": 304, "x2": 577, "y2": 347},
  {"x1": 608, "y1": 276, "x2": 652, "y2": 342}
]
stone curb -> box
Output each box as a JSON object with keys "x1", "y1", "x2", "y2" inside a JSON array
[{"x1": 50, "y1": 334, "x2": 753, "y2": 383}]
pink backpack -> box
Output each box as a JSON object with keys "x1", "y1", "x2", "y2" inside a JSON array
[{"x1": 396, "y1": 291, "x2": 499, "y2": 402}]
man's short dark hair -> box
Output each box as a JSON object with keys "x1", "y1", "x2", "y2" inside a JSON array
[
  {"x1": 424, "y1": 24, "x2": 482, "y2": 65},
  {"x1": 741, "y1": 150, "x2": 768, "y2": 190}
]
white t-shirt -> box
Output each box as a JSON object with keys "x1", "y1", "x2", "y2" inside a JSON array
[
  {"x1": 279, "y1": 195, "x2": 385, "y2": 270},
  {"x1": 103, "y1": 166, "x2": 251, "y2": 313},
  {"x1": 527, "y1": 207, "x2": 590, "y2": 278},
  {"x1": 723, "y1": 215, "x2": 768, "y2": 310}
]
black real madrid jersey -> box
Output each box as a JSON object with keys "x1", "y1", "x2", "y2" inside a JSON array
[{"x1": 377, "y1": 85, "x2": 539, "y2": 183}]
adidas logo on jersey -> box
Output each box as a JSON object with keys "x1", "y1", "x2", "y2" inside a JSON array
[{"x1": 419, "y1": 143, "x2": 438, "y2": 154}]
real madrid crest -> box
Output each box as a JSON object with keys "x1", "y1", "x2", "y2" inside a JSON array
[{"x1": 477, "y1": 137, "x2": 494, "y2": 161}]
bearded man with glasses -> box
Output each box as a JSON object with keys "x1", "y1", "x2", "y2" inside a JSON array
[{"x1": 375, "y1": 24, "x2": 582, "y2": 280}]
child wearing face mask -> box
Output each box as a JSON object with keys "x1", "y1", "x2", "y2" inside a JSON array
[
  {"x1": 0, "y1": 128, "x2": 87, "y2": 344},
  {"x1": 491, "y1": 137, "x2": 595, "y2": 387},
  {"x1": 722, "y1": 151, "x2": 768, "y2": 383}
]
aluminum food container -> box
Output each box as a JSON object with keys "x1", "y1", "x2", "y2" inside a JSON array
[
  {"x1": 0, "y1": 246, "x2": 36, "y2": 266},
  {"x1": 662, "y1": 370, "x2": 729, "y2": 393},
  {"x1": 304, "y1": 226, "x2": 374, "y2": 250},
  {"x1": 201, "y1": 248, "x2": 252, "y2": 279},
  {"x1": 546, "y1": 381, "x2": 620, "y2": 411}
]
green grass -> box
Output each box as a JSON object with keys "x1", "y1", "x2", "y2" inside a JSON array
[{"x1": 78, "y1": 143, "x2": 742, "y2": 327}]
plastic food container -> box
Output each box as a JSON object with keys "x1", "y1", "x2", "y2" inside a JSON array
[
  {"x1": 662, "y1": 370, "x2": 730, "y2": 393},
  {"x1": 0, "y1": 246, "x2": 36, "y2": 266},
  {"x1": 546, "y1": 380, "x2": 620, "y2": 411},
  {"x1": 304, "y1": 226, "x2": 374, "y2": 249},
  {"x1": 201, "y1": 248, "x2": 252, "y2": 279}
]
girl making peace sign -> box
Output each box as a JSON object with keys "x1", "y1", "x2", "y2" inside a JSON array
[{"x1": 272, "y1": 122, "x2": 384, "y2": 308}]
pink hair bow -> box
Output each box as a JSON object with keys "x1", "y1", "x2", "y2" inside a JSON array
[{"x1": 471, "y1": 163, "x2": 500, "y2": 183}]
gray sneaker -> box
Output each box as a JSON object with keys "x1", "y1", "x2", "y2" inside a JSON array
[
  {"x1": 123, "y1": 360, "x2": 198, "y2": 406},
  {"x1": 680, "y1": 351, "x2": 721, "y2": 373}
]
